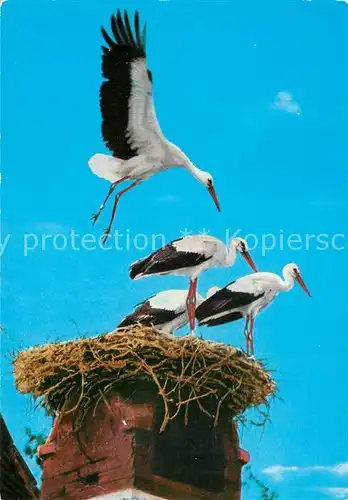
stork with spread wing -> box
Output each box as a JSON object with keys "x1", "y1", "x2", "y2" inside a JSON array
[{"x1": 89, "y1": 10, "x2": 221, "y2": 243}]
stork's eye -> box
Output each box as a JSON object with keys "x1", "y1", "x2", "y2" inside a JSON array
[{"x1": 207, "y1": 179, "x2": 212, "y2": 188}]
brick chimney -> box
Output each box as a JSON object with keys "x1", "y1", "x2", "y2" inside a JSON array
[{"x1": 38, "y1": 395, "x2": 249, "y2": 500}]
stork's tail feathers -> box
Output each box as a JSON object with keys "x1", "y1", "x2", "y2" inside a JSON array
[
  {"x1": 88, "y1": 154, "x2": 124, "y2": 183},
  {"x1": 129, "y1": 255, "x2": 152, "y2": 280},
  {"x1": 118, "y1": 317, "x2": 133, "y2": 329},
  {"x1": 129, "y1": 261, "x2": 145, "y2": 280},
  {"x1": 196, "y1": 310, "x2": 243, "y2": 327}
]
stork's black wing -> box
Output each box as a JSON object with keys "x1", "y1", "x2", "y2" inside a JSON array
[
  {"x1": 118, "y1": 300, "x2": 178, "y2": 328},
  {"x1": 100, "y1": 10, "x2": 153, "y2": 159},
  {"x1": 130, "y1": 239, "x2": 211, "y2": 279},
  {"x1": 196, "y1": 283, "x2": 265, "y2": 324}
]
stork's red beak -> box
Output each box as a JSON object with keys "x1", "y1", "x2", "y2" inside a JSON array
[
  {"x1": 207, "y1": 184, "x2": 221, "y2": 212},
  {"x1": 241, "y1": 250, "x2": 258, "y2": 272},
  {"x1": 294, "y1": 270, "x2": 311, "y2": 297}
]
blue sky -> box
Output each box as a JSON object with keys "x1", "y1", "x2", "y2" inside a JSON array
[{"x1": 1, "y1": 0, "x2": 347, "y2": 498}]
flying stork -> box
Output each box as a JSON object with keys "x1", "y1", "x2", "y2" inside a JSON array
[
  {"x1": 196, "y1": 263, "x2": 311, "y2": 355},
  {"x1": 129, "y1": 235, "x2": 258, "y2": 333},
  {"x1": 88, "y1": 10, "x2": 221, "y2": 243},
  {"x1": 118, "y1": 287, "x2": 220, "y2": 335}
]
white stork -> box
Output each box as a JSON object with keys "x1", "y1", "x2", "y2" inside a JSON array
[
  {"x1": 118, "y1": 287, "x2": 219, "y2": 335},
  {"x1": 196, "y1": 263, "x2": 311, "y2": 355},
  {"x1": 88, "y1": 10, "x2": 221, "y2": 243},
  {"x1": 129, "y1": 235, "x2": 258, "y2": 333}
]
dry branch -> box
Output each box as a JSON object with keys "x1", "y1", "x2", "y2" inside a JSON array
[{"x1": 13, "y1": 326, "x2": 276, "y2": 431}]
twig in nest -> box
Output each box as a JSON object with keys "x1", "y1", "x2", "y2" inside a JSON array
[{"x1": 13, "y1": 326, "x2": 276, "y2": 433}]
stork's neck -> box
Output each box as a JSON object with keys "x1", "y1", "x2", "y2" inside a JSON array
[
  {"x1": 183, "y1": 159, "x2": 206, "y2": 181},
  {"x1": 168, "y1": 143, "x2": 206, "y2": 181},
  {"x1": 279, "y1": 269, "x2": 295, "y2": 292},
  {"x1": 225, "y1": 240, "x2": 238, "y2": 267}
]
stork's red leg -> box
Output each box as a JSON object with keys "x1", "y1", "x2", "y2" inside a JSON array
[
  {"x1": 249, "y1": 317, "x2": 255, "y2": 355},
  {"x1": 102, "y1": 181, "x2": 139, "y2": 244},
  {"x1": 186, "y1": 278, "x2": 198, "y2": 333},
  {"x1": 185, "y1": 282, "x2": 193, "y2": 329},
  {"x1": 244, "y1": 316, "x2": 250, "y2": 355},
  {"x1": 191, "y1": 278, "x2": 198, "y2": 331},
  {"x1": 91, "y1": 177, "x2": 130, "y2": 226}
]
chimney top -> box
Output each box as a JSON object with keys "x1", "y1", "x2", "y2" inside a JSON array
[{"x1": 38, "y1": 394, "x2": 249, "y2": 499}]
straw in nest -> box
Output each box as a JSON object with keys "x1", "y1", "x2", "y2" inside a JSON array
[{"x1": 13, "y1": 326, "x2": 276, "y2": 432}]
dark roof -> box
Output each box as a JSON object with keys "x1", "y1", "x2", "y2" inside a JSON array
[{"x1": 0, "y1": 415, "x2": 40, "y2": 500}]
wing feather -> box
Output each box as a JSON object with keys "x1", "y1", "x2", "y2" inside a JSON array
[
  {"x1": 196, "y1": 282, "x2": 265, "y2": 323},
  {"x1": 118, "y1": 300, "x2": 178, "y2": 329},
  {"x1": 130, "y1": 241, "x2": 211, "y2": 279},
  {"x1": 142, "y1": 22, "x2": 147, "y2": 47},
  {"x1": 100, "y1": 10, "x2": 165, "y2": 159},
  {"x1": 101, "y1": 26, "x2": 116, "y2": 48},
  {"x1": 116, "y1": 10, "x2": 130, "y2": 44},
  {"x1": 127, "y1": 59, "x2": 166, "y2": 153},
  {"x1": 134, "y1": 11, "x2": 142, "y2": 46},
  {"x1": 123, "y1": 10, "x2": 137, "y2": 47},
  {"x1": 110, "y1": 14, "x2": 122, "y2": 44}
]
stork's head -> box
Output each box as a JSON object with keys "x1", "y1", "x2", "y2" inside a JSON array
[
  {"x1": 198, "y1": 171, "x2": 221, "y2": 212},
  {"x1": 284, "y1": 263, "x2": 311, "y2": 297},
  {"x1": 179, "y1": 153, "x2": 221, "y2": 212},
  {"x1": 232, "y1": 237, "x2": 258, "y2": 272}
]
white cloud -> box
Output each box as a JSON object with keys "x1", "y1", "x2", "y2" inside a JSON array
[
  {"x1": 271, "y1": 91, "x2": 301, "y2": 115},
  {"x1": 263, "y1": 462, "x2": 348, "y2": 482},
  {"x1": 320, "y1": 487, "x2": 348, "y2": 499},
  {"x1": 262, "y1": 465, "x2": 300, "y2": 481},
  {"x1": 334, "y1": 463, "x2": 348, "y2": 475}
]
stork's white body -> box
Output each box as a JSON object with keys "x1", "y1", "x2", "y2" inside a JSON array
[
  {"x1": 196, "y1": 263, "x2": 311, "y2": 355},
  {"x1": 145, "y1": 290, "x2": 205, "y2": 334},
  {"x1": 118, "y1": 288, "x2": 218, "y2": 335},
  {"x1": 236, "y1": 273, "x2": 286, "y2": 317},
  {"x1": 199, "y1": 272, "x2": 286, "y2": 325},
  {"x1": 89, "y1": 142, "x2": 191, "y2": 184},
  {"x1": 130, "y1": 235, "x2": 239, "y2": 281}
]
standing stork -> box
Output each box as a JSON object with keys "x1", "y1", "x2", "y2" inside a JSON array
[
  {"x1": 118, "y1": 287, "x2": 219, "y2": 335},
  {"x1": 196, "y1": 263, "x2": 311, "y2": 355},
  {"x1": 89, "y1": 10, "x2": 221, "y2": 243},
  {"x1": 129, "y1": 235, "x2": 258, "y2": 333}
]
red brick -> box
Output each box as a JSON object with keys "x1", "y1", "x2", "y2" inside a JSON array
[{"x1": 40, "y1": 395, "x2": 246, "y2": 499}]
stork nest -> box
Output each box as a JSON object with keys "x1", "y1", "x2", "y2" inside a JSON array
[{"x1": 13, "y1": 326, "x2": 276, "y2": 432}]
